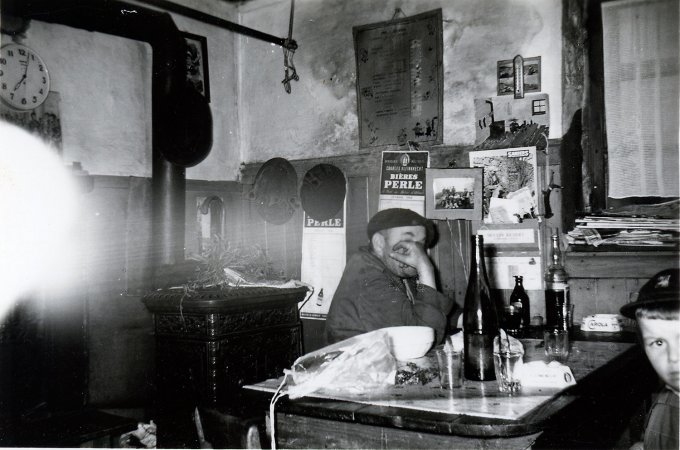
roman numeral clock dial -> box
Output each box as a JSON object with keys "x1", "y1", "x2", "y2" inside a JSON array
[{"x1": 0, "y1": 43, "x2": 50, "y2": 110}]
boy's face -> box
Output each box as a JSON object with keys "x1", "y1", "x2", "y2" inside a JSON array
[{"x1": 638, "y1": 317, "x2": 680, "y2": 393}]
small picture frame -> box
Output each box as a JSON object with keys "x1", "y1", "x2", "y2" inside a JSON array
[
  {"x1": 497, "y1": 56, "x2": 541, "y2": 96},
  {"x1": 425, "y1": 168, "x2": 484, "y2": 221},
  {"x1": 182, "y1": 32, "x2": 210, "y2": 102}
]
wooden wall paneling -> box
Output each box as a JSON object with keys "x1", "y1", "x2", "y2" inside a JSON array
[
  {"x1": 367, "y1": 172, "x2": 382, "y2": 223},
  {"x1": 186, "y1": 183, "x2": 206, "y2": 256},
  {"x1": 584, "y1": 0, "x2": 607, "y2": 213},
  {"x1": 263, "y1": 222, "x2": 285, "y2": 277},
  {"x1": 238, "y1": 141, "x2": 563, "y2": 310},
  {"x1": 431, "y1": 220, "x2": 451, "y2": 295},
  {"x1": 624, "y1": 278, "x2": 644, "y2": 305},
  {"x1": 346, "y1": 176, "x2": 370, "y2": 257},
  {"x1": 283, "y1": 208, "x2": 303, "y2": 279},
  {"x1": 223, "y1": 187, "x2": 247, "y2": 247},
  {"x1": 185, "y1": 180, "x2": 243, "y2": 255},
  {"x1": 570, "y1": 279, "x2": 597, "y2": 324},
  {"x1": 561, "y1": 0, "x2": 587, "y2": 228},
  {"x1": 450, "y1": 220, "x2": 473, "y2": 311},
  {"x1": 241, "y1": 191, "x2": 267, "y2": 256},
  {"x1": 565, "y1": 252, "x2": 679, "y2": 279},
  {"x1": 594, "y1": 277, "x2": 629, "y2": 318}
]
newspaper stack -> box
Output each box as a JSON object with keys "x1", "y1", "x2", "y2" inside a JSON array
[{"x1": 567, "y1": 215, "x2": 679, "y2": 248}]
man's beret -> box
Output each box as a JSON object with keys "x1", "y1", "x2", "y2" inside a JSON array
[{"x1": 367, "y1": 208, "x2": 435, "y2": 247}]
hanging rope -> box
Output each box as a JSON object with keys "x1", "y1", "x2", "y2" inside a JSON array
[
  {"x1": 392, "y1": 8, "x2": 406, "y2": 20},
  {"x1": 281, "y1": 0, "x2": 299, "y2": 94}
]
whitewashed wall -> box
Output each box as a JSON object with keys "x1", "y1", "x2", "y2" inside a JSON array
[
  {"x1": 239, "y1": 0, "x2": 562, "y2": 164},
  {"x1": 2, "y1": 0, "x2": 561, "y2": 180},
  {"x1": 1, "y1": 0, "x2": 240, "y2": 180}
]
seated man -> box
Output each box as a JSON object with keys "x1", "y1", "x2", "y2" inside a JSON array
[
  {"x1": 326, "y1": 208, "x2": 461, "y2": 345},
  {"x1": 620, "y1": 268, "x2": 679, "y2": 450}
]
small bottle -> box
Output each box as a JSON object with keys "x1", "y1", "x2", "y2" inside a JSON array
[
  {"x1": 463, "y1": 235, "x2": 500, "y2": 381},
  {"x1": 316, "y1": 288, "x2": 324, "y2": 307},
  {"x1": 545, "y1": 233, "x2": 571, "y2": 331},
  {"x1": 510, "y1": 275, "x2": 531, "y2": 333}
]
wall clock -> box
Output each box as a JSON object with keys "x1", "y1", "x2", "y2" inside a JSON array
[{"x1": 0, "y1": 43, "x2": 51, "y2": 110}]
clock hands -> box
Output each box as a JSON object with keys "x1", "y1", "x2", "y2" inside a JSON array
[
  {"x1": 13, "y1": 75, "x2": 27, "y2": 91},
  {"x1": 13, "y1": 58, "x2": 29, "y2": 91}
]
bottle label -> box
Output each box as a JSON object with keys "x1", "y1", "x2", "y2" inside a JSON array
[
  {"x1": 548, "y1": 282, "x2": 568, "y2": 291},
  {"x1": 545, "y1": 288, "x2": 571, "y2": 330},
  {"x1": 464, "y1": 333, "x2": 496, "y2": 381}
]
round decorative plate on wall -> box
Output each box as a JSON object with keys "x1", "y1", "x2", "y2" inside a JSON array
[
  {"x1": 300, "y1": 164, "x2": 346, "y2": 221},
  {"x1": 250, "y1": 158, "x2": 300, "y2": 225}
]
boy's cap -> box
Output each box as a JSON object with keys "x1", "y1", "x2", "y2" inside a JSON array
[
  {"x1": 620, "y1": 268, "x2": 680, "y2": 318},
  {"x1": 367, "y1": 208, "x2": 436, "y2": 247}
]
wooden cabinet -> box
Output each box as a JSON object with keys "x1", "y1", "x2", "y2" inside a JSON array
[
  {"x1": 143, "y1": 286, "x2": 307, "y2": 447},
  {"x1": 143, "y1": 286, "x2": 306, "y2": 407}
]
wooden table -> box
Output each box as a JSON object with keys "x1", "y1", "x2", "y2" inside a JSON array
[{"x1": 243, "y1": 333, "x2": 657, "y2": 449}]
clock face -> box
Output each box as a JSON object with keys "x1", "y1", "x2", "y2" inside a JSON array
[{"x1": 0, "y1": 43, "x2": 50, "y2": 110}]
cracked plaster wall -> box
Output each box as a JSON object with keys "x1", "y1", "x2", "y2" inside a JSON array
[{"x1": 239, "y1": 0, "x2": 562, "y2": 166}]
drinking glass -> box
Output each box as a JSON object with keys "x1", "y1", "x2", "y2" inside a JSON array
[
  {"x1": 502, "y1": 304, "x2": 523, "y2": 336},
  {"x1": 544, "y1": 329, "x2": 570, "y2": 362},
  {"x1": 435, "y1": 348, "x2": 463, "y2": 389},
  {"x1": 493, "y1": 350, "x2": 523, "y2": 394}
]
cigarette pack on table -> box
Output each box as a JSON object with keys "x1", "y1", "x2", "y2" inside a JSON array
[
  {"x1": 580, "y1": 314, "x2": 624, "y2": 332},
  {"x1": 518, "y1": 361, "x2": 576, "y2": 389}
]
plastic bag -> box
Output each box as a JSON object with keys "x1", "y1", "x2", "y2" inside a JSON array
[{"x1": 283, "y1": 329, "x2": 397, "y2": 399}]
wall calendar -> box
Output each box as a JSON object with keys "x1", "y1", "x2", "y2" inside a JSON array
[{"x1": 353, "y1": 9, "x2": 443, "y2": 148}]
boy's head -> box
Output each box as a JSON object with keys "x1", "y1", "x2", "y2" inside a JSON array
[{"x1": 621, "y1": 269, "x2": 680, "y2": 393}]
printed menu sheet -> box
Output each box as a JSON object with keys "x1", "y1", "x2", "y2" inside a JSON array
[{"x1": 353, "y1": 9, "x2": 443, "y2": 147}]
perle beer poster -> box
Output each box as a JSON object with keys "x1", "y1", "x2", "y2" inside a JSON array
[
  {"x1": 378, "y1": 151, "x2": 429, "y2": 215},
  {"x1": 300, "y1": 205, "x2": 346, "y2": 320}
]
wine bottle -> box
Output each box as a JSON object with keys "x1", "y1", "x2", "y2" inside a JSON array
[
  {"x1": 510, "y1": 275, "x2": 531, "y2": 333},
  {"x1": 545, "y1": 233, "x2": 571, "y2": 331},
  {"x1": 463, "y1": 235, "x2": 500, "y2": 381}
]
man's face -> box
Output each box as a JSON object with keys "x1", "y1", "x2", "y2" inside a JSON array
[
  {"x1": 374, "y1": 225, "x2": 426, "y2": 278},
  {"x1": 638, "y1": 317, "x2": 680, "y2": 393}
]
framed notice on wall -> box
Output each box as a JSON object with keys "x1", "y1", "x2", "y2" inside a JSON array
[{"x1": 353, "y1": 9, "x2": 443, "y2": 148}]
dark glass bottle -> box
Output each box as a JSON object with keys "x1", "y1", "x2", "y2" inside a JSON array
[
  {"x1": 510, "y1": 275, "x2": 531, "y2": 332},
  {"x1": 463, "y1": 235, "x2": 500, "y2": 381},
  {"x1": 545, "y1": 233, "x2": 571, "y2": 331}
]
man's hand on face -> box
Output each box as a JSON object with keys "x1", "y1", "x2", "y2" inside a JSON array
[
  {"x1": 389, "y1": 241, "x2": 428, "y2": 270},
  {"x1": 388, "y1": 241, "x2": 436, "y2": 288}
]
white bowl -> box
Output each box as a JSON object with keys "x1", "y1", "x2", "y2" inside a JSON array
[{"x1": 383, "y1": 326, "x2": 435, "y2": 360}]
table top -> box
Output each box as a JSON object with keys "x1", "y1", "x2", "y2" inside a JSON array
[{"x1": 243, "y1": 336, "x2": 642, "y2": 437}]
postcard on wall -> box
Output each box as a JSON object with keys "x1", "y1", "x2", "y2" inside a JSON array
[
  {"x1": 474, "y1": 93, "x2": 549, "y2": 148},
  {"x1": 300, "y1": 206, "x2": 346, "y2": 320},
  {"x1": 469, "y1": 147, "x2": 539, "y2": 223},
  {"x1": 379, "y1": 151, "x2": 429, "y2": 215},
  {"x1": 425, "y1": 168, "x2": 483, "y2": 221},
  {"x1": 486, "y1": 256, "x2": 543, "y2": 290},
  {"x1": 353, "y1": 9, "x2": 443, "y2": 147}
]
